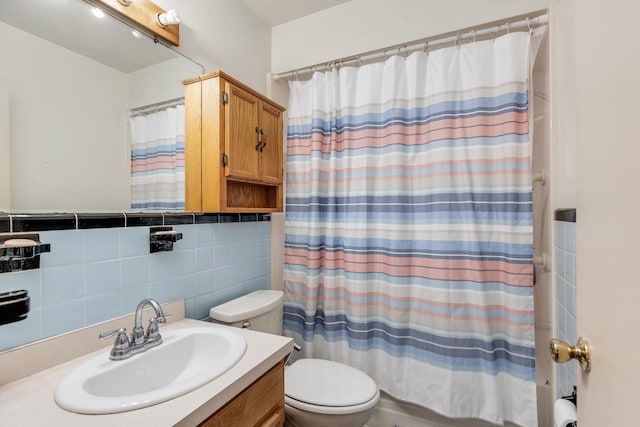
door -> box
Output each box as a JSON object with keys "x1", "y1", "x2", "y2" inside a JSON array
[
  {"x1": 258, "y1": 101, "x2": 283, "y2": 185},
  {"x1": 225, "y1": 81, "x2": 260, "y2": 181},
  {"x1": 566, "y1": 1, "x2": 640, "y2": 425}
]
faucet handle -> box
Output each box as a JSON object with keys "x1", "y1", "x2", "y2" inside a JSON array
[
  {"x1": 155, "y1": 311, "x2": 172, "y2": 325},
  {"x1": 99, "y1": 327, "x2": 131, "y2": 360},
  {"x1": 99, "y1": 327, "x2": 127, "y2": 340},
  {"x1": 146, "y1": 318, "x2": 161, "y2": 342}
]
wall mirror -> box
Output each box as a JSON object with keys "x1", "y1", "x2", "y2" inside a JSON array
[{"x1": 0, "y1": 0, "x2": 203, "y2": 213}]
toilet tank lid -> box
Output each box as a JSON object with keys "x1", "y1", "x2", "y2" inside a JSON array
[{"x1": 209, "y1": 290, "x2": 283, "y2": 322}]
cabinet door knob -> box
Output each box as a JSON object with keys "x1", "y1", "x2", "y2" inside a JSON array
[
  {"x1": 256, "y1": 128, "x2": 266, "y2": 151},
  {"x1": 255, "y1": 127, "x2": 264, "y2": 150}
]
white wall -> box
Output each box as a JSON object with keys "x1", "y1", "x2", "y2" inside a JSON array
[
  {"x1": 128, "y1": 56, "x2": 202, "y2": 108},
  {"x1": 550, "y1": 1, "x2": 577, "y2": 209},
  {"x1": 271, "y1": 0, "x2": 549, "y2": 74},
  {"x1": 154, "y1": 0, "x2": 272, "y2": 93},
  {"x1": 0, "y1": 78, "x2": 9, "y2": 211},
  {"x1": 1, "y1": 22, "x2": 129, "y2": 212}
]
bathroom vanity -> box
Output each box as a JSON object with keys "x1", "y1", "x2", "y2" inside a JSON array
[
  {"x1": 199, "y1": 361, "x2": 285, "y2": 427},
  {"x1": 0, "y1": 300, "x2": 293, "y2": 426}
]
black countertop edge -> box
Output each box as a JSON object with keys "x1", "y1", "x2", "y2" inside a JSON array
[
  {"x1": 0, "y1": 212, "x2": 272, "y2": 232},
  {"x1": 554, "y1": 208, "x2": 576, "y2": 223}
]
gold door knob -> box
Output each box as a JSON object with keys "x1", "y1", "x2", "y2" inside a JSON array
[{"x1": 549, "y1": 336, "x2": 591, "y2": 372}]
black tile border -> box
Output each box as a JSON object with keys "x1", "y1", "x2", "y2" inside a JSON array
[
  {"x1": 78, "y1": 213, "x2": 126, "y2": 229},
  {"x1": 194, "y1": 213, "x2": 220, "y2": 224},
  {"x1": 0, "y1": 215, "x2": 9, "y2": 233},
  {"x1": 11, "y1": 213, "x2": 77, "y2": 232},
  {"x1": 554, "y1": 208, "x2": 576, "y2": 223},
  {"x1": 125, "y1": 213, "x2": 164, "y2": 227},
  {"x1": 219, "y1": 214, "x2": 241, "y2": 223},
  {"x1": 0, "y1": 212, "x2": 272, "y2": 233},
  {"x1": 164, "y1": 213, "x2": 196, "y2": 225}
]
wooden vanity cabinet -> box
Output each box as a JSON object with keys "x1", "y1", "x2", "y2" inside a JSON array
[
  {"x1": 184, "y1": 71, "x2": 285, "y2": 213},
  {"x1": 198, "y1": 361, "x2": 285, "y2": 427}
]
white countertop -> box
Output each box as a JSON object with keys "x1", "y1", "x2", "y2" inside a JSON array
[{"x1": 0, "y1": 304, "x2": 294, "y2": 427}]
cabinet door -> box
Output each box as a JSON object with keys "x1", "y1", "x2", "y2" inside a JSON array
[
  {"x1": 198, "y1": 362, "x2": 285, "y2": 427},
  {"x1": 260, "y1": 408, "x2": 284, "y2": 427},
  {"x1": 258, "y1": 101, "x2": 283, "y2": 185},
  {"x1": 225, "y1": 82, "x2": 260, "y2": 181}
]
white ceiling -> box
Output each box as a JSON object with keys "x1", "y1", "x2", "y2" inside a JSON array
[
  {"x1": 241, "y1": 0, "x2": 350, "y2": 26},
  {"x1": 0, "y1": 0, "x2": 178, "y2": 73}
]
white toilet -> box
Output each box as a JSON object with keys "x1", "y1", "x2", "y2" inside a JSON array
[{"x1": 209, "y1": 290, "x2": 380, "y2": 427}]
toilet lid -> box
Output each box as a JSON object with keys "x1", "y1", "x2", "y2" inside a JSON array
[{"x1": 285, "y1": 359, "x2": 378, "y2": 408}]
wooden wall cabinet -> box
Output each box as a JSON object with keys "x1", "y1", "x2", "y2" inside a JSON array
[
  {"x1": 184, "y1": 71, "x2": 285, "y2": 213},
  {"x1": 198, "y1": 361, "x2": 285, "y2": 427}
]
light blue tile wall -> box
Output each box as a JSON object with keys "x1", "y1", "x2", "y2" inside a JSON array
[
  {"x1": 555, "y1": 219, "x2": 577, "y2": 398},
  {"x1": 0, "y1": 222, "x2": 271, "y2": 351}
]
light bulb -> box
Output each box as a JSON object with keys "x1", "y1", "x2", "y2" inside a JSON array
[
  {"x1": 91, "y1": 7, "x2": 105, "y2": 19},
  {"x1": 156, "y1": 9, "x2": 180, "y2": 27}
]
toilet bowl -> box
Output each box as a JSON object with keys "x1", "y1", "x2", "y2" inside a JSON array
[
  {"x1": 209, "y1": 290, "x2": 380, "y2": 427},
  {"x1": 284, "y1": 358, "x2": 380, "y2": 427}
]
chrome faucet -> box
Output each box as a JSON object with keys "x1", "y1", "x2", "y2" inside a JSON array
[{"x1": 99, "y1": 298, "x2": 171, "y2": 361}]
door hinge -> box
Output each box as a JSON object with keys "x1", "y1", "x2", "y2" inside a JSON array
[
  {"x1": 222, "y1": 153, "x2": 228, "y2": 167},
  {"x1": 222, "y1": 91, "x2": 228, "y2": 105}
]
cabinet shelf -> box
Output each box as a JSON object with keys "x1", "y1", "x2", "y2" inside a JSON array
[{"x1": 227, "y1": 181, "x2": 280, "y2": 211}]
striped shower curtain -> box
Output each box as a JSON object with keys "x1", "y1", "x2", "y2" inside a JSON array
[
  {"x1": 283, "y1": 28, "x2": 545, "y2": 427},
  {"x1": 130, "y1": 104, "x2": 185, "y2": 211}
]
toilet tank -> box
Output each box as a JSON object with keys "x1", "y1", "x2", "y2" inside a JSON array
[{"x1": 209, "y1": 290, "x2": 283, "y2": 335}]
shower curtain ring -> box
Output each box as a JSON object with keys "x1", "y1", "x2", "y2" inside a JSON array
[
  {"x1": 472, "y1": 30, "x2": 476, "y2": 43},
  {"x1": 455, "y1": 32, "x2": 460, "y2": 48},
  {"x1": 423, "y1": 40, "x2": 429, "y2": 52}
]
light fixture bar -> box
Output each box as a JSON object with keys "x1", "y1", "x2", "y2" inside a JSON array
[{"x1": 83, "y1": 0, "x2": 180, "y2": 46}]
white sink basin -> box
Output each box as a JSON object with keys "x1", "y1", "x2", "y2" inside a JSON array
[{"x1": 55, "y1": 326, "x2": 246, "y2": 414}]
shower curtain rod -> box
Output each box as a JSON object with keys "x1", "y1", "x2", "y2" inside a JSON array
[
  {"x1": 272, "y1": 10, "x2": 548, "y2": 81},
  {"x1": 129, "y1": 97, "x2": 184, "y2": 117}
]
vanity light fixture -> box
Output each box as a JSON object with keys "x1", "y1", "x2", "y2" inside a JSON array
[
  {"x1": 88, "y1": 0, "x2": 180, "y2": 46},
  {"x1": 156, "y1": 9, "x2": 180, "y2": 28}
]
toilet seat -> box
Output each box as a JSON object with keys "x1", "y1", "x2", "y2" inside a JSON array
[{"x1": 284, "y1": 359, "x2": 380, "y2": 415}]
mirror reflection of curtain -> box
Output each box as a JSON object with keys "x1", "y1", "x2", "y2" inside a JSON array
[{"x1": 130, "y1": 104, "x2": 185, "y2": 211}]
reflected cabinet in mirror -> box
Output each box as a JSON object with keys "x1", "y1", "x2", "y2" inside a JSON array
[{"x1": 0, "y1": 0, "x2": 202, "y2": 213}]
